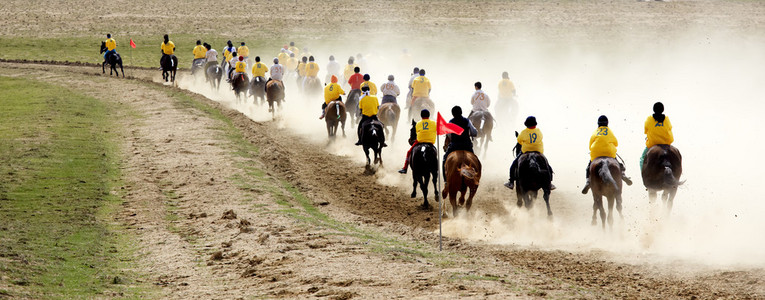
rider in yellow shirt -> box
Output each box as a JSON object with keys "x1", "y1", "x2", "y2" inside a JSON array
[
  {"x1": 223, "y1": 41, "x2": 235, "y2": 62},
  {"x1": 237, "y1": 42, "x2": 250, "y2": 66},
  {"x1": 354, "y1": 86, "x2": 386, "y2": 147},
  {"x1": 504, "y1": 116, "x2": 555, "y2": 190},
  {"x1": 641, "y1": 102, "x2": 674, "y2": 168},
  {"x1": 278, "y1": 50, "x2": 289, "y2": 66},
  {"x1": 360, "y1": 74, "x2": 377, "y2": 96},
  {"x1": 306, "y1": 56, "x2": 320, "y2": 77},
  {"x1": 160, "y1": 34, "x2": 175, "y2": 70},
  {"x1": 582, "y1": 115, "x2": 631, "y2": 194},
  {"x1": 285, "y1": 53, "x2": 298, "y2": 74},
  {"x1": 410, "y1": 69, "x2": 431, "y2": 106},
  {"x1": 288, "y1": 41, "x2": 300, "y2": 57},
  {"x1": 103, "y1": 33, "x2": 117, "y2": 61},
  {"x1": 320, "y1": 75, "x2": 345, "y2": 119},
  {"x1": 398, "y1": 109, "x2": 437, "y2": 174},
  {"x1": 251, "y1": 56, "x2": 269, "y2": 78},
  {"x1": 342, "y1": 57, "x2": 357, "y2": 84},
  {"x1": 192, "y1": 40, "x2": 206, "y2": 72},
  {"x1": 297, "y1": 56, "x2": 308, "y2": 77},
  {"x1": 232, "y1": 56, "x2": 247, "y2": 79}
]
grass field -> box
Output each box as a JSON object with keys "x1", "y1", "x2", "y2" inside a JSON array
[{"x1": 0, "y1": 77, "x2": 151, "y2": 298}]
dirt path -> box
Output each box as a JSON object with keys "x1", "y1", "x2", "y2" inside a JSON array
[{"x1": 3, "y1": 62, "x2": 761, "y2": 299}]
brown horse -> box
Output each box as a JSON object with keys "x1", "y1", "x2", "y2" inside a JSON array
[
  {"x1": 266, "y1": 80, "x2": 285, "y2": 119},
  {"x1": 377, "y1": 102, "x2": 400, "y2": 141},
  {"x1": 589, "y1": 156, "x2": 624, "y2": 230},
  {"x1": 325, "y1": 100, "x2": 346, "y2": 137},
  {"x1": 641, "y1": 144, "x2": 683, "y2": 213},
  {"x1": 409, "y1": 97, "x2": 435, "y2": 122},
  {"x1": 441, "y1": 150, "x2": 481, "y2": 217}
]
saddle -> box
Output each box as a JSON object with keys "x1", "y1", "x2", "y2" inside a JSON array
[{"x1": 324, "y1": 100, "x2": 345, "y2": 117}]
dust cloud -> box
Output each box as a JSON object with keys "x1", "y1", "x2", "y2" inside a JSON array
[{"x1": 176, "y1": 18, "x2": 765, "y2": 269}]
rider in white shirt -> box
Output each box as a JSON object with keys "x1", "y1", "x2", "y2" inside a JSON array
[
  {"x1": 470, "y1": 81, "x2": 491, "y2": 115},
  {"x1": 325, "y1": 55, "x2": 341, "y2": 84},
  {"x1": 205, "y1": 45, "x2": 218, "y2": 63},
  {"x1": 405, "y1": 67, "x2": 420, "y2": 108},
  {"x1": 227, "y1": 52, "x2": 238, "y2": 80},
  {"x1": 380, "y1": 75, "x2": 400, "y2": 104},
  {"x1": 269, "y1": 58, "x2": 284, "y2": 81}
]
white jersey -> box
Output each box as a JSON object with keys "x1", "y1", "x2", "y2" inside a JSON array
[
  {"x1": 408, "y1": 74, "x2": 418, "y2": 89},
  {"x1": 270, "y1": 63, "x2": 284, "y2": 80},
  {"x1": 471, "y1": 89, "x2": 491, "y2": 112},
  {"x1": 229, "y1": 57, "x2": 238, "y2": 68},
  {"x1": 205, "y1": 49, "x2": 218, "y2": 63},
  {"x1": 380, "y1": 80, "x2": 400, "y2": 97},
  {"x1": 326, "y1": 60, "x2": 341, "y2": 78}
]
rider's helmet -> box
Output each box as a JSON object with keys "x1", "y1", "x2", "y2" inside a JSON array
[
  {"x1": 331, "y1": 75, "x2": 338, "y2": 83},
  {"x1": 283, "y1": 45, "x2": 288, "y2": 50},
  {"x1": 354, "y1": 66, "x2": 360, "y2": 73},
  {"x1": 363, "y1": 74, "x2": 370, "y2": 81},
  {"x1": 348, "y1": 56, "x2": 354, "y2": 64},
  {"x1": 227, "y1": 40, "x2": 233, "y2": 47},
  {"x1": 290, "y1": 41, "x2": 295, "y2": 46},
  {"x1": 598, "y1": 115, "x2": 609, "y2": 126},
  {"x1": 413, "y1": 67, "x2": 419, "y2": 75},
  {"x1": 232, "y1": 51, "x2": 237, "y2": 57},
  {"x1": 653, "y1": 102, "x2": 664, "y2": 114},
  {"x1": 241, "y1": 42, "x2": 245, "y2": 46},
  {"x1": 273, "y1": 57, "x2": 279, "y2": 64},
  {"x1": 388, "y1": 75, "x2": 394, "y2": 81},
  {"x1": 502, "y1": 71, "x2": 509, "y2": 79},
  {"x1": 451, "y1": 106, "x2": 462, "y2": 118},
  {"x1": 255, "y1": 56, "x2": 260, "y2": 62},
  {"x1": 163, "y1": 34, "x2": 169, "y2": 42},
  {"x1": 309, "y1": 56, "x2": 315, "y2": 62},
  {"x1": 196, "y1": 40, "x2": 201, "y2": 45},
  {"x1": 107, "y1": 33, "x2": 111, "y2": 38},
  {"x1": 474, "y1": 81, "x2": 482, "y2": 89},
  {"x1": 329, "y1": 55, "x2": 335, "y2": 61},
  {"x1": 239, "y1": 56, "x2": 244, "y2": 61},
  {"x1": 301, "y1": 56, "x2": 308, "y2": 63},
  {"x1": 524, "y1": 116, "x2": 537, "y2": 128},
  {"x1": 421, "y1": 109, "x2": 430, "y2": 119},
  {"x1": 419, "y1": 69, "x2": 425, "y2": 76},
  {"x1": 204, "y1": 43, "x2": 210, "y2": 50}
]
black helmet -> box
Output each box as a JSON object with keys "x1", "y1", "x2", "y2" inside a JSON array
[
  {"x1": 421, "y1": 109, "x2": 430, "y2": 119},
  {"x1": 354, "y1": 66, "x2": 360, "y2": 73},
  {"x1": 524, "y1": 116, "x2": 537, "y2": 127},
  {"x1": 653, "y1": 102, "x2": 664, "y2": 114},
  {"x1": 451, "y1": 106, "x2": 462, "y2": 117},
  {"x1": 474, "y1": 81, "x2": 482, "y2": 89},
  {"x1": 363, "y1": 74, "x2": 370, "y2": 81},
  {"x1": 597, "y1": 115, "x2": 609, "y2": 126}
]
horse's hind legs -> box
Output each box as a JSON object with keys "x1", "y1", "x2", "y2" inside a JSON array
[
  {"x1": 607, "y1": 196, "x2": 615, "y2": 229},
  {"x1": 543, "y1": 189, "x2": 553, "y2": 218},
  {"x1": 615, "y1": 193, "x2": 624, "y2": 220}
]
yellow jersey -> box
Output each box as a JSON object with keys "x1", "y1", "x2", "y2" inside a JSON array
[
  {"x1": 411, "y1": 76, "x2": 431, "y2": 97},
  {"x1": 360, "y1": 81, "x2": 377, "y2": 95},
  {"x1": 252, "y1": 62, "x2": 269, "y2": 77},
  {"x1": 235, "y1": 61, "x2": 247, "y2": 73},
  {"x1": 237, "y1": 46, "x2": 249, "y2": 57},
  {"x1": 297, "y1": 62, "x2": 307, "y2": 76},
  {"x1": 518, "y1": 127, "x2": 543, "y2": 153},
  {"x1": 278, "y1": 52, "x2": 289, "y2": 64},
  {"x1": 589, "y1": 126, "x2": 618, "y2": 160},
  {"x1": 286, "y1": 57, "x2": 298, "y2": 71},
  {"x1": 324, "y1": 83, "x2": 345, "y2": 104},
  {"x1": 105, "y1": 38, "x2": 116, "y2": 51},
  {"x1": 343, "y1": 64, "x2": 357, "y2": 81},
  {"x1": 498, "y1": 78, "x2": 516, "y2": 99},
  {"x1": 644, "y1": 116, "x2": 673, "y2": 148},
  {"x1": 193, "y1": 45, "x2": 206, "y2": 59},
  {"x1": 288, "y1": 46, "x2": 300, "y2": 56},
  {"x1": 359, "y1": 95, "x2": 379, "y2": 117},
  {"x1": 306, "y1": 62, "x2": 320, "y2": 76},
  {"x1": 416, "y1": 119, "x2": 437, "y2": 144},
  {"x1": 161, "y1": 41, "x2": 175, "y2": 55}
]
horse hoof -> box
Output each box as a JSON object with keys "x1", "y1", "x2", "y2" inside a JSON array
[
  {"x1": 419, "y1": 204, "x2": 431, "y2": 211},
  {"x1": 410, "y1": 192, "x2": 416, "y2": 198}
]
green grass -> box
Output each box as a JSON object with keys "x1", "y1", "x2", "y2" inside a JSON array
[{"x1": 0, "y1": 76, "x2": 152, "y2": 298}]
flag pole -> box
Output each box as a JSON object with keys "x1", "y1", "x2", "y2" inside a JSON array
[{"x1": 437, "y1": 132, "x2": 442, "y2": 251}]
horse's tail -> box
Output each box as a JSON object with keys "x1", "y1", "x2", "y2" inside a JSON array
[
  {"x1": 458, "y1": 164, "x2": 480, "y2": 186},
  {"x1": 385, "y1": 107, "x2": 396, "y2": 124},
  {"x1": 598, "y1": 160, "x2": 618, "y2": 190}
]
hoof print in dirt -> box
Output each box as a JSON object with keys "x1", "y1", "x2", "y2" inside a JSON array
[
  {"x1": 210, "y1": 251, "x2": 223, "y2": 261},
  {"x1": 222, "y1": 209, "x2": 237, "y2": 220},
  {"x1": 239, "y1": 219, "x2": 254, "y2": 233}
]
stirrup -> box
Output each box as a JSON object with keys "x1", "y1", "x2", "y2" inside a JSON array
[
  {"x1": 398, "y1": 169, "x2": 407, "y2": 174},
  {"x1": 503, "y1": 181, "x2": 514, "y2": 190}
]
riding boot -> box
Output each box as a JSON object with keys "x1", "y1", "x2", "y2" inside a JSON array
[
  {"x1": 581, "y1": 161, "x2": 591, "y2": 194},
  {"x1": 505, "y1": 157, "x2": 518, "y2": 189},
  {"x1": 319, "y1": 109, "x2": 325, "y2": 120},
  {"x1": 619, "y1": 162, "x2": 632, "y2": 185}
]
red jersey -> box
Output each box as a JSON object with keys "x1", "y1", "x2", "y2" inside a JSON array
[{"x1": 348, "y1": 73, "x2": 364, "y2": 90}]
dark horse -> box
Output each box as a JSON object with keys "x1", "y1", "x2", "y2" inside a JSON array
[
  {"x1": 231, "y1": 73, "x2": 249, "y2": 103},
  {"x1": 514, "y1": 151, "x2": 553, "y2": 218},
  {"x1": 377, "y1": 102, "x2": 401, "y2": 141},
  {"x1": 250, "y1": 76, "x2": 266, "y2": 105},
  {"x1": 100, "y1": 42, "x2": 124, "y2": 77},
  {"x1": 303, "y1": 76, "x2": 323, "y2": 99},
  {"x1": 266, "y1": 80, "x2": 285, "y2": 119},
  {"x1": 160, "y1": 55, "x2": 178, "y2": 83},
  {"x1": 407, "y1": 121, "x2": 439, "y2": 210},
  {"x1": 205, "y1": 62, "x2": 222, "y2": 90},
  {"x1": 468, "y1": 110, "x2": 494, "y2": 156},
  {"x1": 589, "y1": 157, "x2": 624, "y2": 230},
  {"x1": 345, "y1": 89, "x2": 361, "y2": 124},
  {"x1": 361, "y1": 120, "x2": 385, "y2": 166},
  {"x1": 325, "y1": 100, "x2": 346, "y2": 137},
  {"x1": 641, "y1": 144, "x2": 683, "y2": 213},
  {"x1": 441, "y1": 148, "x2": 481, "y2": 217}
]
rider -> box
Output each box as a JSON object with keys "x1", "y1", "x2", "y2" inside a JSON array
[
  {"x1": 251, "y1": 56, "x2": 269, "y2": 79},
  {"x1": 411, "y1": 69, "x2": 431, "y2": 107},
  {"x1": 232, "y1": 56, "x2": 247, "y2": 79},
  {"x1": 227, "y1": 51, "x2": 238, "y2": 81},
  {"x1": 503, "y1": 116, "x2": 556, "y2": 190},
  {"x1": 360, "y1": 74, "x2": 377, "y2": 96},
  {"x1": 203, "y1": 43, "x2": 218, "y2": 70},
  {"x1": 406, "y1": 67, "x2": 420, "y2": 108},
  {"x1": 398, "y1": 109, "x2": 436, "y2": 174},
  {"x1": 278, "y1": 49, "x2": 290, "y2": 66},
  {"x1": 498, "y1": 71, "x2": 517, "y2": 103},
  {"x1": 192, "y1": 40, "x2": 207, "y2": 72},
  {"x1": 443, "y1": 106, "x2": 478, "y2": 178},
  {"x1": 320, "y1": 75, "x2": 345, "y2": 119},
  {"x1": 469, "y1": 81, "x2": 491, "y2": 118},
  {"x1": 286, "y1": 53, "x2": 298, "y2": 74},
  {"x1": 354, "y1": 85, "x2": 387, "y2": 147},
  {"x1": 103, "y1": 33, "x2": 117, "y2": 61},
  {"x1": 641, "y1": 102, "x2": 674, "y2": 169},
  {"x1": 223, "y1": 41, "x2": 235, "y2": 62},
  {"x1": 343, "y1": 56, "x2": 357, "y2": 85},
  {"x1": 160, "y1": 34, "x2": 175, "y2": 70},
  {"x1": 288, "y1": 41, "x2": 300, "y2": 57},
  {"x1": 347, "y1": 66, "x2": 364, "y2": 102},
  {"x1": 237, "y1": 42, "x2": 250, "y2": 68},
  {"x1": 581, "y1": 115, "x2": 632, "y2": 194},
  {"x1": 268, "y1": 57, "x2": 284, "y2": 84},
  {"x1": 325, "y1": 55, "x2": 341, "y2": 84},
  {"x1": 380, "y1": 75, "x2": 400, "y2": 104},
  {"x1": 297, "y1": 56, "x2": 308, "y2": 81},
  {"x1": 303, "y1": 56, "x2": 320, "y2": 88}
]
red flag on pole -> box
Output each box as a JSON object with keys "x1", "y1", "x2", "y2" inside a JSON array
[
  {"x1": 436, "y1": 112, "x2": 464, "y2": 136},
  {"x1": 129, "y1": 39, "x2": 136, "y2": 48}
]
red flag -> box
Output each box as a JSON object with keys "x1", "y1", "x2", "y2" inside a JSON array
[
  {"x1": 129, "y1": 39, "x2": 136, "y2": 48},
  {"x1": 437, "y1": 112, "x2": 464, "y2": 136}
]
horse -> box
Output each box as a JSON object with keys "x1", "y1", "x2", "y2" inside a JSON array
[
  {"x1": 377, "y1": 102, "x2": 400, "y2": 141},
  {"x1": 190, "y1": 59, "x2": 206, "y2": 76},
  {"x1": 407, "y1": 121, "x2": 439, "y2": 210},
  {"x1": 514, "y1": 152, "x2": 553, "y2": 218},
  {"x1": 325, "y1": 100, "x2": 346, "y2": 137},
  {"x1": 409, "y1": 97, "x2": 435, "y2": 122},
  {"x1": 361, "y1": 120, "x2": 385, "y2": 166},
  {"x1": 468, "y1": 110, "x2": 494, "y2": 155},
  {"x1": 99, "y1": 42, "x2": 124, "y2": 78},
  {"x1": 266, "y1": 80, "x2": 285, "y2": 119},
  {"x1": 641, "y1": 144, "x2": 683, "y2": 213},
  {"x1": 345, "y1": 89, "x2": 361, "y2": 124},
  {"x1": 589, "y1": 156, "x2": 624, "y2": 230},
  {"x1": 303, "y1": 76, "x2": 323, "y2": 99},
  {"x1": 250, "y1": 76, "x2": 266, "y2": 105},
  {"x1": 441, "y1": 150, "x2": 481, "y2": 217},
  {"x1": 205, "y1": 62, "x2": 223, "y2": 90},
  {"x1": 495, "y1": 96, "x2": 519, "y2": 128},
  {"x1": 160, "y1": 55, "x2": 178, "y2": 83},
  {"x1": 231, "y1": 73, "x2": 249, "y2": 103}
]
